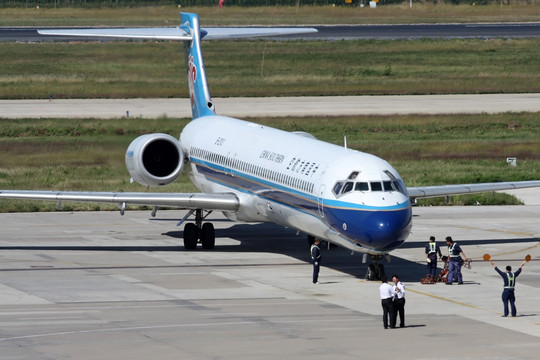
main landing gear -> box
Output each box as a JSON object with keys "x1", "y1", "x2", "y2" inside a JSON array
[
  {"x1": 182, "y1": 209, "x2": 215, "y2": 250},
  {"x1": 365, "y1": 254, "x2": 389, "y2": 281}
]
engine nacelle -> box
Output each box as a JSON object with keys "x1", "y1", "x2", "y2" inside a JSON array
[{"x1": 125, "y1": 133, "x2": 184, "y2": 187}]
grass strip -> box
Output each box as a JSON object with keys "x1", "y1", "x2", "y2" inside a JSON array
[
  {"x1": 1, "y1": 4, "x2": 540, "y2": 26},
  {"x1": 0, "y1": 113, "x2": 538, "y2": 212},
  {"x1": 1, "y1": 38, "x2": 539, "y2": 99}
]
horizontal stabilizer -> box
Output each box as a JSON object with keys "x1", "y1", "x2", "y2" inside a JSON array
[
  {"x1": 201, "y1": 27, "x2": 317, "y2": 40},
  {"x1": 38, "y1": 26, "x2": 317, "y2": 41},
  {"x1": 38, "y1": 27, "x2": 193, "y2": 40}
]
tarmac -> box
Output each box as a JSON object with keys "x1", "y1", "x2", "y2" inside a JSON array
[
  {"x1": 0, "y1": 200, "x2": 539, "y2": 359},
  {"x1": 2, "y1": 93, "x2": 540, "y2": 119}
]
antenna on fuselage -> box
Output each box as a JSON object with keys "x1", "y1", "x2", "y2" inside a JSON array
[{"x1": 344, "y1": 136, "x2": 347, "y2": 149}]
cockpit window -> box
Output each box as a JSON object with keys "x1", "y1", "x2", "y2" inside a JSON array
[
  {"x1": 393, "y1": 180, "x2": 407, "y2": 195},
  {"x1": 333, "y1": 181, "x2": 343, "y2": 195},
  {"x1": 383, "y1": 181, "x2": 394, "y2": 191},
  {"x1": 342, "y1": 181, "x2": 354, "y2": 194},
  {"x1": 355, "y1": 182, "x2": 369, "y2": 191},
  {"x1": 332, "y1": 170, "x2": 407, "y2": 198}
]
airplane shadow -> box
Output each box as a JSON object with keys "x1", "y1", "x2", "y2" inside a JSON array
[
  {"x1": 396, "y1": 325, "x2": 426, "y2": 329},
  {"x1": 3, "y1": 217, "x2": 532, "y2": 283},
  {"x1": 161, "y1": 221, "x2": 434, "y2": 282}
]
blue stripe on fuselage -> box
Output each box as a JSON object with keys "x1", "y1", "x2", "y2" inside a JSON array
[{"x1": 191, "y1": 157, "x2": 411, "y2": 251}]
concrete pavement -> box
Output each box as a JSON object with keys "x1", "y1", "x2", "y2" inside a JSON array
[
  {"x1": 2, "y1": 93, "x2": 540, "y2": 119},
  {"x1": 0, "y1": 204, "x2": 538, "y2": 359}
]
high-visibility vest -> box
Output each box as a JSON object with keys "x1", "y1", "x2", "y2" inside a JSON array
[
  {"x1": 449, "y1": 243, "x2": 460, "y2": 258},
  {"x1": 310, "y1": 244, "x2": 321, "y2": 260},
  {"x1": 429, "y1": 242, "x2": 437, "y2": 254},
  {"x1": 505, "y1": 272, "x2": 515, "y2": 289}
]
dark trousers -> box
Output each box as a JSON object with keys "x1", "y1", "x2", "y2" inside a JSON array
[
  {"x1": 381, "y1": 298, "x2": 395, "y2": 329},
  {"x1": 427, "y1": 258, "x2": 437, "y2": 279},
  {"x1": 392, "y1": 298, "x2": 405, "y2": 327},
  {"x1": 312, "y1": 260, "x2": 320, "y2": 283},
  {"x1": 502, "y1": 289, "x2": 516, "y2": 317}
]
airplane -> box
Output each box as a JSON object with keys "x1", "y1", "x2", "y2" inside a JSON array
[{"x1": 1, "y1": 12, "x2": 540, "y2": 281}]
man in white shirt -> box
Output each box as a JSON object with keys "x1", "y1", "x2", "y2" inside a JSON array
[
  {"x1": 392, "y1": 275, "x2": 406, "y2": 328},
  {"x1": 379, "y1": 276, "x2": 396, "y2": 329}
]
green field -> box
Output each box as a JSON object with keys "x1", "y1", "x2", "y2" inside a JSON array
[
  {"x1": 2, "y1": 38, "x2": 540, "y2": 99},
  {"x1": 1, "y1": 4, "x2": 539, "y2": 26},
  {"x1": 1, "y1": 113, "x2": 539, "y2": 212}
]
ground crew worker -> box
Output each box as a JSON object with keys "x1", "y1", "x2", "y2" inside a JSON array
[
  {"x1": 379, "y1": 276, "x2": 396, "y2": 329},
  {"x1": 491, "y1": 260, "x2": 527, "y2": 317},
  {"x1": 392, "y1": 275, "x2": 406, "y2": 328},
  {"x1": 310, "y1": 238, "x2": 322, "y2": 284},
  {"x1": 437, "y1": 255, "x2": 449, "y2": 283},
  {"x1": 425, "y1": 236, "x2": 442, "y2": 280},
  {"x1": 445, "y1": 236, "x2": 467, "y2": 285}
]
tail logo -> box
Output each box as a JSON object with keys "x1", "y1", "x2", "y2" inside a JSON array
[{"x1": 188, "y1": 54, "x2": 197, "y2": 108}]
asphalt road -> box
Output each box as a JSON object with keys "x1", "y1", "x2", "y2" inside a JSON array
[{"x1": 1, "y1": 22, "x2": 540, "y2": 42}]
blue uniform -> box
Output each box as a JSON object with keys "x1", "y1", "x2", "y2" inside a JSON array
[
  {"x1": 447, "y1": 242, "x2": 464, "y2": 284},
  {"x1": 494, "y1": 267, "x2": 522, "y2": 317},
  {"x1": 425, "y1": 241, "x2": 442, "y2": 279},
  {"x1": 310, "y1": 243, "x2": 321, "y2": 283}
]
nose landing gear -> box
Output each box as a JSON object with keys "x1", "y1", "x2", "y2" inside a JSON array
[{"x1": 365, "y1": 254, "x2": 389, "y2": 281}]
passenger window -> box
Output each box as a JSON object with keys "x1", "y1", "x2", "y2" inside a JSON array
[
  {"x1": 370, "y1": 182, "x2": 383, "y2": 191},
  {"x1": 342, "y1": 182, "x2": 354, "y2": 194},
  {"x1": 355, "y1": 182, "x2": 369, "y2": 191}
]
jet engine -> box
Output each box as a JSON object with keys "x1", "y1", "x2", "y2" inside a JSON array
[{"x1": 125, "y1": 133, "x2": 184, "y2": 187}]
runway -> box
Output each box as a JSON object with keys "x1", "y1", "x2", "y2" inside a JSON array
[
  {"x1": 2, "y1": 22, "x2": 540, "y2": 42},
  {"x1": 2, "y1": 93, "x2": 540, "y2": 119},
  {"x1": 0, "y1": 207, "x2": 539, "y2": 359}
]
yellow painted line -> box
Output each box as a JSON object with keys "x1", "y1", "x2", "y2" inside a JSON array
[
  {"x1": 488, "y1": 243, "x2": 540, "y2": 259},
  {"x1": 407, "y1": 287, "x2": 488, "y2": 311},
  {"x1": 406, "y1": 287, "x2": 540, "y2": 326},
  {"x1": 455, "y1": 225, "x2": 535, "y2": 237}
]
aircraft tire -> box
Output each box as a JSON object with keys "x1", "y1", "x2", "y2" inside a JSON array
[
  {"x1": 377, "y1": 264, "x2": 385, "y2": 280},
  {"x1": 366, "y1": 264, "x2": 376, "y2": 281},
  {"x1": 201, "y1": 223, "x2": 215, "y2": 249},
  {"x1": 183, "y1": 223, "x2": 199, "y2": 250}
]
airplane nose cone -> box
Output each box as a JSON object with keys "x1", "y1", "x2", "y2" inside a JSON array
[
  {"x1": 362, "y1": 209, "x2": 412, "y2": 250},
  {"x1": 328, "y1": 205, "x2": 412, "y2": 252}
]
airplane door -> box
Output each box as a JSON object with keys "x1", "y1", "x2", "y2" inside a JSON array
[{"x1": 317, "y1": 185, "x2": 325, "y2": 218}]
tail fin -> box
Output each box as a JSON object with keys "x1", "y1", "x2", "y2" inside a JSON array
[{"x1": 180, "y1": 13, "x2": 216, "y2": 119}]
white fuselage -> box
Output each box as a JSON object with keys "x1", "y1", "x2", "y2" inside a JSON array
[{"x1": 180, "y1": 115, "x2": 412, "y2": 255}]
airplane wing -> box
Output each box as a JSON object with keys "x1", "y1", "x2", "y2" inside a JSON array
[
  {"x1": 37, "y1": 26, "x2": 317, "y2": 40},
  {"x1": 407, "y1": 180, "x2": 540, "y2": 201},
  {"x1": 0, "y1": 190, "x2": 239, "y2": 211}
]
